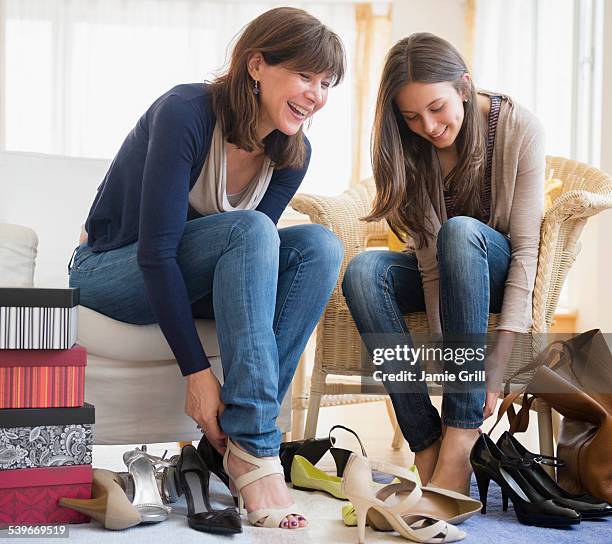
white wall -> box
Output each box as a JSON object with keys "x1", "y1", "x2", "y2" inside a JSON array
[{"x1": 0, "y1": 151, "x2": 110, "y2": 287}]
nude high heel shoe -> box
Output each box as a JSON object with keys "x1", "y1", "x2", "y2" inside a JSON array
[
  {"x1": 341, "y1": 453, "x2": 466, "y2": 544},
  {"x1": 222, "y1": 438, "x2": 306, "y2": 528},
  {"x1": 59, "y1": 469, "x2": 141, "y2": 530}
]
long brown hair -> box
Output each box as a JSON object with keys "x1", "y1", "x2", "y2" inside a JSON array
[
  {"x1": 211, "y1": 7, "x2": 345, "y2": 169},
  {"x1": 366, "y1": 33, "x2": 486, "y2": 248}
]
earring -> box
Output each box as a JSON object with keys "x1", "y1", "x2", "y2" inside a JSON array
[{"x1": 253, "y1": 79, "x2": 260, "y2": 95}]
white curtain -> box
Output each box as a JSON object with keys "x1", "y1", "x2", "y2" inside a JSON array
[
  {"x1": 472, "y1": 0, "x2": 604, "y2": 311},
  {"x1": 2, "y1": 0, "x2": 358, "y2": 196},
  {"x1": 473, "y1": 0, "x2": 576, "y2": 158}
]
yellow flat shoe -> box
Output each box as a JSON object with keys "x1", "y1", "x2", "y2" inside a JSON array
[{"x1": 291, "y1": 455, "x2": 347, "y2": 500}]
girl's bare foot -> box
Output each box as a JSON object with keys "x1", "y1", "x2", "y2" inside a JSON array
[
  {"x1": 226, "y1": 442, "x2": 307, "y2": 529},
  {"x1": 413, "y1": 438, "x2": 441, "y2": 485},
  {"x1": 429, "y1": 427, "x2": 479, "y2": 495}
]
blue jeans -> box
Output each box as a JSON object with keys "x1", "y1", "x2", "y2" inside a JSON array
[
  {"x1": 69, "y1": 210, "x2": 343, "y2": 456},
  {"x1": 342, "y1": 216, "x2": 510, "y2": 452}
]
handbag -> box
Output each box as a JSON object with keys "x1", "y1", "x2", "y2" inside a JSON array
[{"x1": 492, "y1": 329, "x2": 612, "y2": 502}]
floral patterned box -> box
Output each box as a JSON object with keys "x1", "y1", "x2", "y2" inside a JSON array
[
  {"x1": 0, "y1": 465, "x2": 92, "y2": 527},
  {"x1": 0, "y1": 404, "x2": 94, "y2": 470}
]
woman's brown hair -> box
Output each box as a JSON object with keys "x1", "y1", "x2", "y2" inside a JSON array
[
  {"x1": 211, "y1": 7, "x2": 345, "y2": 169},
  {"x1": 366, "y1": 33, "x2": 486, "y2": 248}
]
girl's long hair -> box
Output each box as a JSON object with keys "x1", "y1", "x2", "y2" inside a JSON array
[
  {"x1": 210, "y1": 7, "x2": 345, "y2": 169},
  {"x1": 366, "y1": 33, "x2": 486, "y2": 248}
]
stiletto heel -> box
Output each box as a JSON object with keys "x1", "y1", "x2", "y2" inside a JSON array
[
  {"x1": 59, "y1": 469, "x2": 141, "y2": 530},
  {"x1": 123, "y1": 448, "x2": 171, "y2": 523},
  {"x1": 341, "y1": 453, "x2": 466, "y2": 543},
  {"x1": 329, "y1": 424, "x2": 367, "y2": 477},
  {"x1": 330, "y1": 447, "x2": 353, "y2": 477},
  {"x1": 280, "y1": 424, "x2": 366, "y2": 481},
  {"x1": 473, "y1": 468, "x2": 490, "y2": 514},
  {"x1": 496, "y1": 431, "x2": 612, "y2": 519},
  {"x1": 470, "y1": 433, "x2": 580, "y2": 527},
  {"x1": 354, "y1": 501, "x2": 369, "y2": 544},
  {"x1": 176, "y1": 445, "x2": 241, "y2": 534},
  {"x1": 501, "y1": 488, "x2": 509, "y2": 512}
]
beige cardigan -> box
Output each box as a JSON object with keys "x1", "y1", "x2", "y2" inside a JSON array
[{"x1": 414, "y1": 91, "x2": 545, "y2": 335}]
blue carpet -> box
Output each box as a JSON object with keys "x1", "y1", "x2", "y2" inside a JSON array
[{"x1": 460, "y1": 477, "x2": 612, "y2": 544}]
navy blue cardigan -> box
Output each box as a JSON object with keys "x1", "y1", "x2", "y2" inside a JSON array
[{"x1": 85, "y1": 83, "x2": 311, "y2": 375}]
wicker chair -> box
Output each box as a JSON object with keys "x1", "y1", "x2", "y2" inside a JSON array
[{"x1": 290, "y1": 156, "x2": 612, "y2": 460}]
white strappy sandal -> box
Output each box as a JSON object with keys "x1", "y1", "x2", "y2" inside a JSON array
[
  {"x1": 222, "y1": 438, "x2": 306, "y2": 529},
  {"x1": 341, "y1": 453, "x2": 466, "y2": 544}
]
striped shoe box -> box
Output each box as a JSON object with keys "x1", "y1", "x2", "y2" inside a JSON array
[
  {"x1": 0, "y1": 346, "x2": 87, "y2": 409},
  {"x1": 0, "y1": 288, "x2": 79, "y2": 349}
]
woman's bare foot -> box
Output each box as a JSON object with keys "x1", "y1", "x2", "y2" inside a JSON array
[
  {"x1": 429, "y1": 427, "x2": 479, "y2": 495},
  {"x1": 226, "y1": 442, "x2": 307, "y2": 529},
  {"x1": 413, "y1": 438, "x2": 441, "y2": 485}
]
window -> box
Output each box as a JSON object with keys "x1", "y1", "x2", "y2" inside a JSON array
[
  {"x1": 0, "y1": 0, "x2": 372, "y2": 196},
  {"x1": 473, "y1": 0, "x2": 604, "y2": 310}
]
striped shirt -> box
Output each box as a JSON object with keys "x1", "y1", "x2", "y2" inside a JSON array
[{"x1": 444, "y1": 95, "x2": 502, "y2": 222}]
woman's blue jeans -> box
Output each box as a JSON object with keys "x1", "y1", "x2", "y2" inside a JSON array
[
  {"x1": 69, "y1": 210, "x2": 343, "y2": 456},
  {"x1": 342, "y1": 216, "x2": 510, "y2": 452}
]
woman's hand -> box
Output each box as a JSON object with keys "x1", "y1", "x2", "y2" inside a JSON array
[
  {"x1": 185, "y1": 368, "x2": 227, "y2": 453},
  {"x1": 483, "y1": 330, "x2": 515, "y2": 419}
]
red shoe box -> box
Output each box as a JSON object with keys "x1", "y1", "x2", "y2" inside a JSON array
[
  {"x1": 0, "y1": 465, "x2": 92, "y2": 527},
  {"x1": 0, "y1": 346, "x2": 87, "y2": 409}
]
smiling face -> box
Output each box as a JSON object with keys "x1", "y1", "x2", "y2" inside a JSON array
[
  {"x1": 249, "y1": 54, "x2": 331, "y2": 138},
  {"x1": 394, "y1": 79, "x2": 468, "y2": 150}
]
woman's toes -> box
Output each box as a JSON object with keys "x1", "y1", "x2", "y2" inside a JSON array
[
  {"x1": 298, "y1": 516, "x2": 308, "y2": 528},
  {"x1": 281, "y1": 518, "x2": 289, "y2": 528}
]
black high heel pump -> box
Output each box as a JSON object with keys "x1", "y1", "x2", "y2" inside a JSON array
[
  {"x1": 280, "y1": 424, "x2": 367, "y2": 481},
  {"x1": 496, "y1": 431, "x2": 612, "y2": 519},
  {"x1": 176, "y1": 445, "x2": 242, "y2": 534},
  {"x1": 470, "y1": 433, "x2": 580, "y2": 527}
]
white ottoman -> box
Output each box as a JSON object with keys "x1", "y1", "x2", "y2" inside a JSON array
[{"x1": 78, "y1": 307, "x2": 292, "y2": 445}]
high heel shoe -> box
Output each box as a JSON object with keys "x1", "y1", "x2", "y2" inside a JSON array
[
  {"x1": 223, "y1": 438, "x2": 306, "y2": 528},
  {"x1": 176, "y1": 445, "x2": 242, "y2": 534},
  {"x1": 123, "y1": 448, "x2": 171, "y2": 523},
  {"x1": 59, "y1": 469, "x2": 141, "y2": 530},
  {"x1": 470, "y1": 433, "x2": 580, "y2": 527},
  {"x1": 281, "y1": 424, "x2": 365, "y2": 481},
  {"x1": 341, "y1": 453, "x2": 466, "y2": 544},
  {"x1": 496, "y1": 431, "x2": 612, "y2": 519},
  {"x1": 196, "y1": 434, "x2": 239, "y2": 505}
]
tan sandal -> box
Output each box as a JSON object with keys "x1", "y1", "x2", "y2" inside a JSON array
[{"x1": 223, "y1": 438, "x2": 306, "y2": 529}]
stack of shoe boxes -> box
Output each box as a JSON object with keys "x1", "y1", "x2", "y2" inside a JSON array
[{"x1": 0, "y1": 288, "x2": 94, "y2": 527}]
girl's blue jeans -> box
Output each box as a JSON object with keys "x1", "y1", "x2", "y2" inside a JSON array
[
  {"x1": 69, "y1": 210, "x2": 343, "y2": 456},
  {"x1": 342, "y1": 216, "x2": 511, "y2": 452}
]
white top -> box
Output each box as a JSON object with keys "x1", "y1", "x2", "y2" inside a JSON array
[{"x1": 188, "y1": 122, "x2": 274, "y2": 215}]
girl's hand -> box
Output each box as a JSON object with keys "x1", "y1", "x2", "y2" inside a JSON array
[{"x1": 482, "y1": 330, "x2": 515, "y2": 419}]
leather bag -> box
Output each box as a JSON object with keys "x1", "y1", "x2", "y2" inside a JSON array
[{"x1": 492, "y1": 329, "x2": 612, "y2": 502}]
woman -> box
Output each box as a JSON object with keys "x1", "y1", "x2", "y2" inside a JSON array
[
  {"x1": 69, "y1": 7, "x2": 345, "y2": 529},
  {"x1": 342, "y1": 33, "x2": 544, "y2": 494}
]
